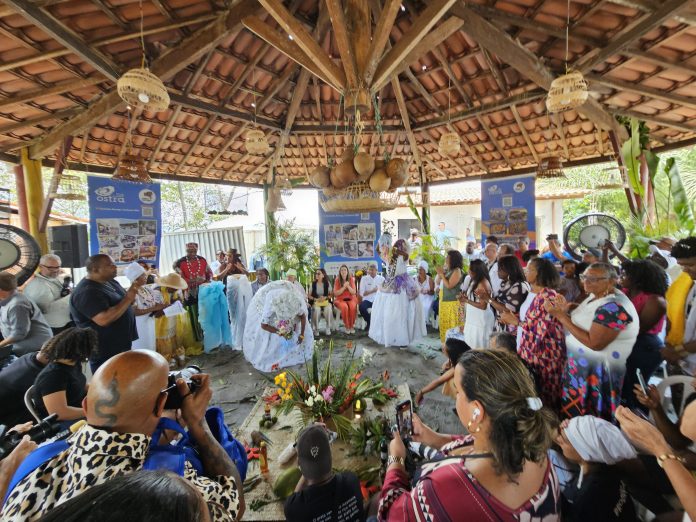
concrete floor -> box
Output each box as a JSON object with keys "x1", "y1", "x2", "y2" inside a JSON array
[{"x1": 189, "y1": 326, "x2": 464, "y2": 438}]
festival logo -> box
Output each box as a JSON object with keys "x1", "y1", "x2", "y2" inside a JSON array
[{"x1": 513, "y1": 181, "x2": 526, "y2": 193}]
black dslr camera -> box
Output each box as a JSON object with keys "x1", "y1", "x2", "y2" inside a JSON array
[
  {"x1": 163, "y1": 365, "x2": 202, "y2": 410},
  {"x1": 0, "y1": 414, "x2": 62, "y2": 460}
]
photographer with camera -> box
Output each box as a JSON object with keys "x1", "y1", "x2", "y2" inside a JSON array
[
  {"x1": 1, "y1": 350, "x2": 244, "y2": 522},
  {"x1": 378, "y1": 349, "x2": 559, "y2": 520},
  {"x1": 24, "y1": 254, "x2": 74, "y2": 336}
]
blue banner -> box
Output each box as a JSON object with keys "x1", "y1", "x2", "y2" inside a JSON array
[
  {"x1": 87, "y1": 175, "x2": 162, "y2": 266},
  {"x1": 318, "y1": 202, "x2": 382, "y2": 277},
  {"x1": 481, "y1": 175, "x2": 536, "y2": 247}
]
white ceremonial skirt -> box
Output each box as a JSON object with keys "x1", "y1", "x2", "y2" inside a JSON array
[
  {"x1": 243, "y1": 322, "x2": 314, "y2": 372},
  {"x1": 369, "y1": 290, "x2": 426, "y2": 347},
  {"x1": 463, "y1": 303, "x2": 496, "y2": 350},
  {"x1": 227, "y1": 275, "x2": 253, "y2": 350},
  {"x1": 132, "y1": 314, "x2": 156, "y2": 351}
]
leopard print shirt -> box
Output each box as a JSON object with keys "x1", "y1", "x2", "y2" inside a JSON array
[{"x1": 1, "y1": 424, "x2": 240, "y2": 521}]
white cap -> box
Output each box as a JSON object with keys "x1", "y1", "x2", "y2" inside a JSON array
[{"x1": 124, "y1": 261, "x2": 146, "y2": 282}]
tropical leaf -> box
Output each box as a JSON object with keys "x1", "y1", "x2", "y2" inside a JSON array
[
  {"x1": 621, "y1": 118, "x2": 644, "y2": 196},
  {"x1": 664, "y1": 157, "x2": 695, "y2": 234}
]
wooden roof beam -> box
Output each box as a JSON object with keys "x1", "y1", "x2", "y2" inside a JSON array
[
  {"x1": 243, "y1": 16, "x2": 341, "y2": 92},
  {"x1": 510, "y1": 105, "x2": 539, "y2": 163},
  {"x1": 256, "y1": 0, "x2": 345, "y2": 91},
  {"x1": 449, "y1": 4, "x2": 627, "y2": 141},
  {"x1": 0, "y1": 76, "x2": 103, "y2": 112},
  {"x1": 391, "y1": 78, "x2": 423, "y2": 172},
  {"x1": 553, "y1": 113, "x2": 570, "y2": 160},
  {"x1": 611, "y1": 108, "x2": 696, "y2": 134},
  {"x1": 364, "y1": 0, "x2": 402, "y2": 83},
  {"x1": 574, "y1": 0, "x2": 693, "y2": 73},
  {"x1": 587, "y1": 73, "x2": 696, "y2": 111},
  {"x1": 0, "y1": 107, "x2": 81, "y2": 135},
  {"x1": 2, "y1": 0, "x2": 122, "y2": 81},
  {"x1": 29, "y1": 0, "x2": 258, "y2": 159},
  {"x1": 147, "y1": 105, "x2": 181, "y2": 170},
  {"x1": 326, "y1": 0, "x2": 359, "y2": 87},
  {"x1": 372, "y1": 0, "x2": 457, "y2": 91},
  {"x1": 608, "y1": 0, "x2": 696, "y2": 26}
]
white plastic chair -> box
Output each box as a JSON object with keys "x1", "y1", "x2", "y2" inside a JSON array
[
  {"x1": 653, "y1": 375, "x2": 694, "y2": 423},
  {"x1": 24, "y1": 385, "x2": 42, "y2": 423}
]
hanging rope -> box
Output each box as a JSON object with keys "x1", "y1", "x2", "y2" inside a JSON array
[{"x1": 372, "y1": 93, "x2": 388, "y2": 162}]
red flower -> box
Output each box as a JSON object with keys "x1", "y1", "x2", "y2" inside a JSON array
[{"x1": 271, "y1": 363, "x2": 280, "y2": 371}]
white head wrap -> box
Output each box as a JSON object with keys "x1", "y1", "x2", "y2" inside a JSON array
[
  {"x1": 124, "y1": 261, "x2": 146, "y2": 283},
  {"x1": 565, "y1": 415, "x2": 637, "y2": 465},
  {"x1": 418, "y1": 260, "x2": 429, "y2": 272}
]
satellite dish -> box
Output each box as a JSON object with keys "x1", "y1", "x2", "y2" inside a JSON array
[
  {"x1": 0, "y1": 225, "x2": 42, "y2": 285},
  {"x1": 563, "y1": 213, "x2": 626, "y2": 260}
]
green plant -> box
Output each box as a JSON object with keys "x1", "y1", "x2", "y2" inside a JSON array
[
  {"x1": 259, "y1": 218, "x2": 319, "y2": 285},
  {"x1": 405, "y1": 195, "x2": 446, "y2": 268}
]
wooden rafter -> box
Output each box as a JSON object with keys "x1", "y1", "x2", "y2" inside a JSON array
[
  {"x1": 364, "y1": 0, "x2": 402, "y2": 83},
  {"x1": 0, "y1": 107, "x2": 80, "y2": 134},
  {"x1": 391, "y1": 78, "x2": 422, "y2": 172},
  {"x1": 393, "y1": 16, "x2": 465, "y2": 78},
  {"x1": 611, "y1": 108, "x2": 696, "y2": 134},
  {"x1": 449, "y1": 4, "x2": 627, "y2": 141},
  {"x1": 3, "y1": 0, "x2": 122, "y2": 80},
  {"x1": 0, "y1": 76, "x2": 103, "y2": 112},
  {"x1": 510, "y1": 105, "x2": 539, "y2": 163},
  {"x1": 372, "y1": 0, "x2": 457, "y2": 91},
  {"x1": 29, "y1": 0, "x2": 258, "y2": 160},
  {"x1": 38, "y1": 136, "x2": 73, "y2": 232},
  {"x1": 553, "y1": 113, "x2": 569, "y2": 160},
  {"x1": 574, "y1": 0, "x2": 693, "y2": 73},
  {"x1": 326, "y1": 0, "x2": 358, "y2": 87},
  {"x1": 147, "y1": 106, "x2": 181, "y2": 170},
  {"x1": 346, "y1": 0, "x2": 371, "y2": 79},
  {"x1": 587, "y1": 74, "x2": 696, "y2": 111},
  {"x1": 608, "y1": 0, "x2": 696, "y2": 26},
  {"x1": 256, "y1": 0, "x2": 345, "y2": 91}
]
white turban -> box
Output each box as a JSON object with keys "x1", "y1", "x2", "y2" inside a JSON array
[
  {"x1": 124, "y1": 261, "x2": 146, "y2": 283},
  {"x1": 565, "y1": 416, "x2": 636, "y2": 465},
  {"x1": 418, "y1": 260, "x2": 429, "y2": 272}
]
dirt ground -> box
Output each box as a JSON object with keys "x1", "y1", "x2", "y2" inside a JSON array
[{"x1": 189, "y1": 326, "x2": 463, "y2": 438}]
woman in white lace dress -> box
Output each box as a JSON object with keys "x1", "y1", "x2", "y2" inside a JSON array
[
  {"x1": 414, "y1": 260, "x2": 435, "y2": 326},
  {"x1": 243, "y1": 280, "x2": 314, "y2": 372},
  {"x1": 369, "y1": 239, "x2": 426, "y2": 347}
]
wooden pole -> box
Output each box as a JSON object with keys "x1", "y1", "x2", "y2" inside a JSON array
[
  {"x1": 12, "y1": 164, "x2": 30, "y2": 231},
  {"x1": 421, "y1": 177, "x2": 430, "y2": 234},
  {"x1": 20, "y1": 147, "x2": 48, "y2": 253},
  {"x1": 38, "y1": 136, "x2": 73, "y2": 232}
]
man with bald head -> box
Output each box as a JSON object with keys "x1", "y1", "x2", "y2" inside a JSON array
[
  {"x1": 1, "y1": 350, "x2": 244, "y2": 521},
  {"x1": 70, "y1": 254, "x2": 140, "y2": 371}
]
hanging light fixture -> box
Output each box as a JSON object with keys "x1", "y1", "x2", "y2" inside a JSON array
[
  {"x1": 49, "y1": 174, "x2": 86, "y2": 200},
  {"x1": 117, "y1": 0, "x2": 169, "y2": 112},
  {"x1": 596, "y1": 162, "x2": 626, "y2": 190},
  {"x1": 536, "y1": 156, "x2": 565, "y2": 179},
  {"x1": 245, "y1": 69, "x2": 270, "y2": 155},
  {"x1": 546, "y1": 0, "x2": 588, "y2": 113},
  {"x1": 438, "y1": 74, "x2": 460, "y2": 156},
  {"x1": 113, "y1": 154, "x2": 153, "y2": 183}
]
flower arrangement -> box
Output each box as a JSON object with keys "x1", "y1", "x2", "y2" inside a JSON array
[
  {"x1": 275, "y1": 319, "x2": 294, "y2": 340},
  {"x1": 270, "y1": 339, "x2": 391, "y2": 439}
]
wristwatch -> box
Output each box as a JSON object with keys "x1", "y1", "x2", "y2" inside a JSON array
[{"x1": 387, "y1": 455, "x2": 405, "y2": 467}]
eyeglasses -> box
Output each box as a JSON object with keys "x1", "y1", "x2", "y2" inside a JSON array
[
  {"x1": 579, "y1": 275, "x2": 609, "y2": 283},
  {"x1": 40, "y1": 264, "x2": 61, "y2": 270}
]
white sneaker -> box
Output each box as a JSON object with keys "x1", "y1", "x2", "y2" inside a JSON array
[{"x1": 325, "y1": 328, "x2": 331, "y2": 336}]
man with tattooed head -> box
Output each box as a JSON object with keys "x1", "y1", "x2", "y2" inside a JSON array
[{"x1": 1, "y1": 350, "x2": 244, "y2": 522}]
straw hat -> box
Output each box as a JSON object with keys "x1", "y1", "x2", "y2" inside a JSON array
[{"x1": 156, "y1": 273, "x2": 188, "y2": 290}]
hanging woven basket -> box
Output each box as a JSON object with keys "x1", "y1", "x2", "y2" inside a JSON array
[
  {"x1": 546, "y1": 70, "x2": 589, "y2": 113},
  {"x1": 596, "y1": 166, "x2": 625, "y2": 190},
  {"x1": 438, "y1": 132, "x2": 460, "y2": 156},
  {"x1": 536, "y1": 156, "x2": 565, "y2": 179},
  {"x1": 49, "y1": 174, "x2": 85, "y2": 201},
  {"x1": 117, "y1": 68, "x2": 170, "y2": 112},
  {"x1": 246, "y1": 129, "x2": 270, "y2": 155},
  {"x1": 113, "y1": 154, "x2": 153, "y2": 183},
  {"x1": 319, "y1": 181, "x2": 399, "y2": 213}
]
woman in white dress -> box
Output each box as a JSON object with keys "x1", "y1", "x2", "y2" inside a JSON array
[
  {"x1": 459, "y1": 259, "x2": 496, "y2": 349},
  {"x1": 227, "y1": 274, "x2": 253, "y2": 349},
  {"x1": 414, "y1": 260, "x2": 435, "y2": 326},
  {"x1": 125, "y1": 262, "x2": 166, "y2": 351},
  {"x1": 369, "y1": 238, "x2": 426, "y2": 347},
  {"x1": 243, "y1": 280, "x2": 314, "y2": 372}
]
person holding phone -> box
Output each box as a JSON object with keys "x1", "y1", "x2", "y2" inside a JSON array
[{"x1": 378, "y1": 349, "x2": 560, "y2": 520}]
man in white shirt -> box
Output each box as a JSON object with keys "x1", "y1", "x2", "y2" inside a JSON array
[
  {"x1": 23, "y1": 254, "x2": 72, "y2": 334},
  {"x1": 483, "y1": 243, "x2": 501, "y2": 294},
  {"x1": 358, "y1": 265, "x2": 384, "y2": 330},
  {"x1": 462, "y1": 241, "x2": 476, "y2": 264},
  {"x1": 209, "y1": 251, "x2": 226, "y2": 276},
  {"x1": 407, "y1": 229, "x2": 422, "y2": 253}
]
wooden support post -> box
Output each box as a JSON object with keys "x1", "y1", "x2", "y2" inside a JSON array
[
  {"x1": 20, "y1": 148, "x2": 48, "y2": 253},
  {"x1": 13, "y1": 164, "x2": 30, "y2": 231},
  {"x1": 38, "y1": 136, "x2": 73, "y2": 232},
  {"x1": 421, "y1": 179, "x2": 430, "y2": 233}
]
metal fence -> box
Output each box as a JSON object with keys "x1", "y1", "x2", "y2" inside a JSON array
[{"x1": 159, "y1": 227, "x2": 246, "y2": 273}]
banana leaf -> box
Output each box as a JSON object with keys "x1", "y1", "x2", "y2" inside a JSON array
[
  {"x1": 664, "y1": 157, "x2": 695, "y2": 234},
  {"x1": 621, "y1": 118, "x2": 645, "y2": 197}
]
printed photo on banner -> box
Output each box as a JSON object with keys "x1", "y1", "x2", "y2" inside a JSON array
[
  {"x1": 358, "y1": 223, "x2": 376, "y2": 240},
  {"x1": 343, "y1": 240, "x2": 358, "y2": 258},
  {"x1": 480, "y1": 176, "x2": 536, "y2": 247}
]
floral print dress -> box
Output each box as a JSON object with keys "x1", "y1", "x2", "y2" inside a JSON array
[
  {"x1": 561, "y1": 292, "x2": 639, "y2": 422},
  {"x1": 517, "y1": 288, "x2": 566, "y2": 414}
]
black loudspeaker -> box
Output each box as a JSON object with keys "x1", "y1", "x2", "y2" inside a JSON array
[{"x1": 48, "y1": 224, "x2": 89, "y2": 268}]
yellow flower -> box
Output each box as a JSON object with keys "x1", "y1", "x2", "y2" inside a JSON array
[{"x1": 274, "y1": 372, "x2": 287, "y2": 385}]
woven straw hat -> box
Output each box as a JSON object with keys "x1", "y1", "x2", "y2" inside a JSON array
[{"x1": 156, "y1": 273, "x2": 188, "y2": 290}]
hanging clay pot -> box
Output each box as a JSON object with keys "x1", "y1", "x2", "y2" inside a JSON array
[
  {"x1": 386, "y1": 158, "x2": 408, "y2": 188},
  {"x1": 369, "y1": 169, "x2": 391, "y2": 192},
  {"x1": 309, "y1": 166, "x2": 330, "y2": 188},
  {"x1": 331, "y1": 155, "x2": 358, "y2": 189},
  {"x1": 353, "y1": 152, "x2": 375, "y2": 181}
]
